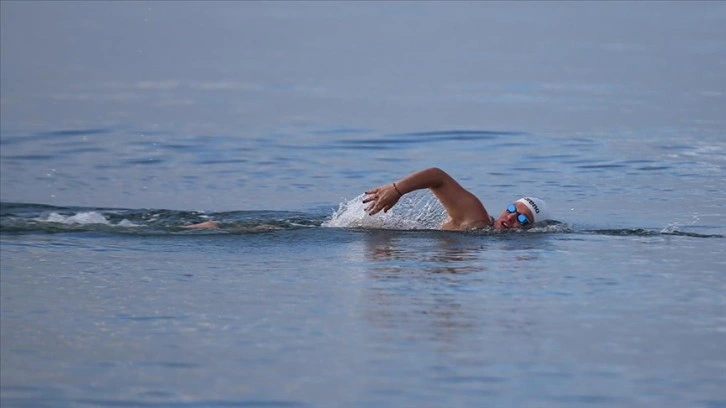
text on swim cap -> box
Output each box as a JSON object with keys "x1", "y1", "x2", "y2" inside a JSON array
[{"x1": 524, "y1": 197, "x2": 540, "y2": 214}]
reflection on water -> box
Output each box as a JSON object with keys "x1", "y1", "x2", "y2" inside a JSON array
[
  {"x1": 361, "y1": 230, "x2": 483, "y2": 355},
  {"x1": 362, "y1": 230, "x2": 487, "y2": 274},
  {"x1": 359, "y1": 230, "x2": 540, "y2": 355}
]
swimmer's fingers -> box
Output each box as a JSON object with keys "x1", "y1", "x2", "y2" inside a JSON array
[
  {"x1": 367, "y1": 196, "x2": 400, "y2": 216},
  {"x1": 366, "y1": 198, "x2": 383, "y2": 215},
  {"x1": 364, "y1": 200, "x2": 373, "y2": 212},
  {"x1": 363, "y1": 184, "x2": 401, "y2": 215},
  {"x1": 362, "y1": 187, "x2": 382, "y2": 202},
  {"x1": 366, "y1": 199, "x2": 383, "y2": 215},
  {"x1": 368, "y1": 205, "x2": 383, "y2": 216},
  {"x1": 362, "y1": 186, "x2": 386, "y2": 205}
]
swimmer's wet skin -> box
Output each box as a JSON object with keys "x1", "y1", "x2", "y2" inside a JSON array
[
  {"x1": 183, "y1": 220, "x2": 220, "y2": 229},
  {"x1": 363, "y1": 167, "x2": 553, "y2": 231},
  {"x1": 494, "y1": 197, "x2": 551, "y2": 230}
]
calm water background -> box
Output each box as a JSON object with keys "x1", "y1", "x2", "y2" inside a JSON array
[{"x1": 1, "y1": 2, "x2": 725, "y2": 407}]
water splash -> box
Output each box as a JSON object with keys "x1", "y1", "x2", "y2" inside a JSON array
[
  {"x1": 660, "y1": 213, "x2": 700, "y2": 234},
  {"x1": 322, "y1": 191, "x2": 447, "y2": 229},
  {"x1": 1, "y1": 202, "x2": 721, "y2": 238},
  {"x1": 42, "y1": 211, "x2": 109, "y2": 225}
]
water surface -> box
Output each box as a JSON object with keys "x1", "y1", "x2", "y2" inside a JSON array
[{"x1": 1, "y1": 2, "x2": 725, "y2": 407}]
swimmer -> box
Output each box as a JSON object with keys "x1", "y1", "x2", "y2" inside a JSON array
[
  {"x1": 185, "y1": 167, "x2": 551, "y2": 230},
  {"x1": 363, "y1": 167, "x2": 551, "y2": 230}
]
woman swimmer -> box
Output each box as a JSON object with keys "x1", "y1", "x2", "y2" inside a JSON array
[
  {"x1": 363, "y1": 167, "x2": 551, "y2": 230},
  {"x1": 185, "y1": 167, "x2": 551, "y2": 230}
]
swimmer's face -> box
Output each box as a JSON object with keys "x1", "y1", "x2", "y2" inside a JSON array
[{"x1": 493, "y1": 201, "x2": 534, "y2": 230}]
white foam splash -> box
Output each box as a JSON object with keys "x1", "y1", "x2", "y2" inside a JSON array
[
  {"x1": 38, "y1": 212, "x2": 138, "y2": 227},
  {"x1": 323, "y1": 191, "x2": 447, "y2": 230},
  {"x1": 43, "y1": 212, "x2": 110, "y2": 225},
  {"x1": 528, "y1": 222, "x2": 572, "y2": 234},
  {"x1": 660, "y1": 213, "x2": 700, "y2": 234},
  {"x1": 117, "y1": 219, "x2": 140, "y2": 227}
]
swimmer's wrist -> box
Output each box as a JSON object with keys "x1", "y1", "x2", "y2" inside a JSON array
[{"x1": 393, "y1": 182, "x2": 403, "y2": 197}]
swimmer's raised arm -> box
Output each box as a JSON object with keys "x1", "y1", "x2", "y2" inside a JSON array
[{"x1": 363, "y1": 167, "x2": 492, "y2": 230}]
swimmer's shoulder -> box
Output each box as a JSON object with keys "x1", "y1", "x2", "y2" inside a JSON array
[{"x1": 444, "y1": 215, "x2": 494, "y2": 231}]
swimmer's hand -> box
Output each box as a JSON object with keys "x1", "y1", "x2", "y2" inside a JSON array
[{"x1": 363, "y1": 183, "x2": 403, "y2": 215}]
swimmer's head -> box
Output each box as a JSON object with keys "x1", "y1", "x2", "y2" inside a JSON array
[{"x1": 494, "y1": 197, "x2": 551, "y2": 230}]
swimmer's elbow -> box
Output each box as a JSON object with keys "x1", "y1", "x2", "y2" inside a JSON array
[
  {"x1": 424, "y1": 167, "x2": 449, "y2": 182},
  {"x1": 427, "y1": 167, "x2": 454, "y2": 186}
]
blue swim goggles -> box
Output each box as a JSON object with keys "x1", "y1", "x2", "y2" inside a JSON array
[{"x1": 507, "y1": 204, "x2": 531, "y2": 226}]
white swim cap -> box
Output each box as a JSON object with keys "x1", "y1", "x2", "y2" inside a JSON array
[{"x1": 515, "y1": 197, "x2": 551, "y2": 224}]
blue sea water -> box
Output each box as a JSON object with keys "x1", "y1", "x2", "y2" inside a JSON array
[{"x1": 1, "y1": 2, "x2": 726, "y2": 407}]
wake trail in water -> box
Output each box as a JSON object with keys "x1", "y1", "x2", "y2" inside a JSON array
[
  {"x1": 0, "y1": 202, "x2": 324, "y2": 235},
  {"x1": 0, "y1": 201, "x2": 721, "y2": 238}
]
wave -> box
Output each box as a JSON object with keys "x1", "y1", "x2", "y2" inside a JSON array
[
  {"x1": 0, "y1": 202, "x2": 325, "y2": 235},
  {"x1": 0, "y1": 201, "x2": 722, "y2": 239},
  {"x1": 584, "y1": 228, "x2": 723, "y2": 239}
]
